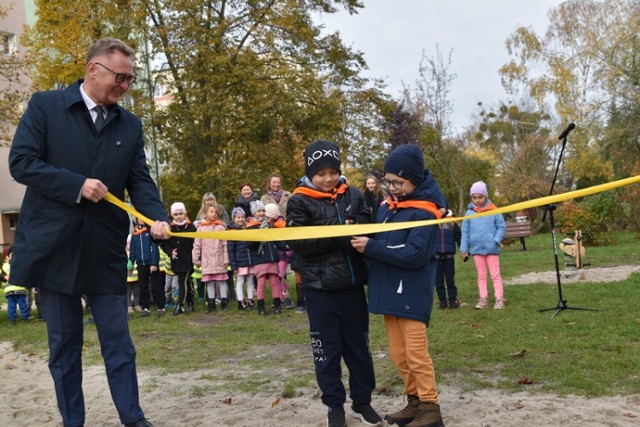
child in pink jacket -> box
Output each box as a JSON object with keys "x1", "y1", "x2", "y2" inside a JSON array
[{"x1": 192, "y1": 203, "x2": 230, "y2": 312}]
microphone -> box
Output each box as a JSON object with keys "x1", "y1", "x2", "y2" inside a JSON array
[{"x1": 558, "y1": 123, "x2": 576, "y2": 140}]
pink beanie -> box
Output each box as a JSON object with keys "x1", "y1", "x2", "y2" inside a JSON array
[{"x1": 470, "y1": 181, "x2": 488, "y2": 198}]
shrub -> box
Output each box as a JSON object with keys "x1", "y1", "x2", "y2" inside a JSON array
[{"x1": 556, "y1": 200, "x2": 612, "y2": 246}]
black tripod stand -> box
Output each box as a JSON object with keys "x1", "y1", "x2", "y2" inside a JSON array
[{"x1": 539, "y1": 123, "x2": 598, "y2": 318}]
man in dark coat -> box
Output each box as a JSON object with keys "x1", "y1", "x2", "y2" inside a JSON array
[{"x1": 8, "y1": 37, "x2": 169, "y2": 427}]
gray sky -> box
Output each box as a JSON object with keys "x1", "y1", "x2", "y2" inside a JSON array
[{"x1": 317, "y1": 0, "x2": 564, "y2": 133}]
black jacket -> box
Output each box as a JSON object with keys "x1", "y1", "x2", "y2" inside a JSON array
[
  {"x1": 160, "y1": 222, "x2": 196, "y2": 273},
  {"x1": 286, "y1": 177, "x2": 371, "y2": 291}
]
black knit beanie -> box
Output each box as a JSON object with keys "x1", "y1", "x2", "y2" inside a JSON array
[{"x1": 304, "y1": 140, "x2": 342, "y2": 180}]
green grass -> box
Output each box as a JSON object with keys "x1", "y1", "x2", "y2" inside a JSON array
[{"x1": 1, "y1": 231, "x2": 639, "y2": 399}]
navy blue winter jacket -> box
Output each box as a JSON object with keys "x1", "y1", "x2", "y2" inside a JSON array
[
  {"x1": 226, "y1": 223, "x2": 254, "y2": 269},
  {"x1": 365, "y1": 172, "x2": 445, "y2": 324},
  {"x1": 434, "y1": 222, "x2": 461, "y2": 255},
  {"x1": 129, "y1": 227, "x2": 160, "y2": 267}
]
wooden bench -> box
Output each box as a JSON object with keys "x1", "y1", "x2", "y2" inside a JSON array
[{"x1": 504, "y1": 221, "x2": 532, "y2": 251}]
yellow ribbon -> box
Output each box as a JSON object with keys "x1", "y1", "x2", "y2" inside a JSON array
[{"x1": 106, "y1": 174, "x2": 640, "y2": 242}]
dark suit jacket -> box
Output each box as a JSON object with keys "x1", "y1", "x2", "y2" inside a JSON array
[{"x1": 9, "y1": 80, "x2": 167, "y2": 295}]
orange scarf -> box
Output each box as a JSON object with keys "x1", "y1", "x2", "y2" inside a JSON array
[
  {"x1": 293, "y1": 182, "x2": 349, "y2": 201},
  {"x1": 132, "y1": 226, "x2": 148, "y2": 236},
  {"x1": 385, "y1": 197, "x2": 442, "y2": 219},
  {"x1": 472, "y1": 203, "x2": 498, "y2": 213}
]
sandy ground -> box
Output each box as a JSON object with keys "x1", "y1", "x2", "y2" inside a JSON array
[
  {"x1": 2, "y1": 265, "x2": 639, "y2": 426},
  {"x1": 505, "y1": 265, "x2": 640, "y2": 285}
]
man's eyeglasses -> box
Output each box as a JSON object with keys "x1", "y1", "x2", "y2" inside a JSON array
[
  {"x1": 380, "y1": 178, "x2": 408, "y2": 190},
  {"x1": 94, "y1": 62, "x2": 136, "y2": 85}
]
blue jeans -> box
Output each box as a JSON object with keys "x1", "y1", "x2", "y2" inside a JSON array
[{"x1": 6, "y1": 294, "x2": 29, "y2": 322}]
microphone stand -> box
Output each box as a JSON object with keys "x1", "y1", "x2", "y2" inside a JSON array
[{"x1": 539, "y1": 127, "x2": 598, "y2": 318}]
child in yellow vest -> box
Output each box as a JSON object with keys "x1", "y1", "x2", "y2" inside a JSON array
[{"x1": 2, "y1": 248, "x2": 30, "y2": 324}]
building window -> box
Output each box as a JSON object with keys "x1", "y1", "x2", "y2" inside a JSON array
[
  {"x1": 1, "y1": 32, "x2": 16, "y2": 55},
  {"x1": 9, "y1": 217, "x2": 17, "y2": 230}
]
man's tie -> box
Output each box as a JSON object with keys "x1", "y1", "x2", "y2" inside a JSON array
[{"x1": 94, "y1": 106, "x2": 106, "y2": 132}]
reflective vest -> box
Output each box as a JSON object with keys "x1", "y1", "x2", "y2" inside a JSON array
[
  {"x1": 191, "y1": 264, "x2": 202, "y2": 279},
  {"x1": 159, "y1": 249, "x2": 174, "y2": 276},
  {"x1": 127, "y1": 261, "x2": 138, "y2": 283}
]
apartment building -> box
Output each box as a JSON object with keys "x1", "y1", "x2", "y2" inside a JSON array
[{"x1": 0, "y1": 1, "x2": 35, "y2": 254}]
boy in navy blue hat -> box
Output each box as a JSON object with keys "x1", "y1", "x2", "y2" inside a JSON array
[
  {"x1": 351, "y1": 144, "x2": 446, "y2": 427},
  {"x1": 287, "y1": 140, "x2": 382, "y2": 427}
]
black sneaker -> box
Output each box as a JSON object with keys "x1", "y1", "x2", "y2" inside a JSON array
[
  {"x1": 348, "y1": 403, "x2": 382, "y2": 426},
  {"x1": 327, "y1": 405, "x2": 347, "y2": 427},
  {"x1": 438, "y1": 301, "x2": 447, "y2": 310}
]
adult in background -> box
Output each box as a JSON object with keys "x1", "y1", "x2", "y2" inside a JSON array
[
  {"x1": 233, "y1": 181, "x2": 260, "y2": 218},
  {"x1": 9, "y1": 37, "x2": 169, "y2": 427},
  {"x1": 260, "y1": 172, "x2": 292, "y2": 218},
  {"x1": 361, "y1": 174, "x2": 384, "y2": 219},
  {"x1": 195, "y1": 192, "x2": 230, "y2": 225}
]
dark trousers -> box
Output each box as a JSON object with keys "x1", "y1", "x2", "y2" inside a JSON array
[
  {"x1": 40, "y1": 289, "x2": 144, "y2": 427},
  {"x1": 435, "y1": 256, "x2": 457, "y2": 304},
  {"x1": 176, "y1": 270, "x2": 194, "y2": 307},
  {"x1": 137, "y1": 265, "x2": 164, "y2": 310},
  {"x1": 305, "y1": 287, "x2": 376, "y2": 408}
]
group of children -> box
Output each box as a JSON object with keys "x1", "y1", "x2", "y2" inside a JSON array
[{"x1": 124, "y1": 184, "x2": 304, "y2": 318}]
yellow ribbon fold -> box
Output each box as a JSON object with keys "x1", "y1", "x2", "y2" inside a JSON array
[{"x1": 106, "y1": 174, "x2": 640, "y2": 242}]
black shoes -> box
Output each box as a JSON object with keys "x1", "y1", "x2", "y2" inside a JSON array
[
  {"x1": 124, "y1": 418, "x2": 154, "y2": 427},
  {"x1": 348, "y1": 402, "x2": 383, "y2": 426},
  {"x1": 327, "y1": 405, "x2": 347, "y2": 427}
]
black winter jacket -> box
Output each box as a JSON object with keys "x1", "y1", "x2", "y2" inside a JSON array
[
  {"x1": 160, "y1": 222, "x2": 196, "y2": 273},
  {"x1": 286, "y1": 177, "x2": 371, "y2": 291}
]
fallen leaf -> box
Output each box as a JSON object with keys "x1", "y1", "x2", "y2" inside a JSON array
[
  {"x1": 517, "y1": 377, "x2": 538, "y2": 385},
  {"x1": 221, "y1": 397, "x2": 232, "y2": 405},
  {"x1": 272, "y1": 398, "x2": 280, "y2": 408},
  {"x1": 509, "y1": 349, "x2": 527, "y2": 358}
]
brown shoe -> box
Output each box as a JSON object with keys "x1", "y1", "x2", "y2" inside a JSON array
[
  {"x1": 385, "y1": 394, "x2": 419, "y2": 425},
  {"x1": 405, "y1": 402, "x2": 444, "y2": 427}
]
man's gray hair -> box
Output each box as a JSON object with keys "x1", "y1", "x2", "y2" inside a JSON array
[{"x1": 86, "y1": 37, "x2": 135, "y2": 63}]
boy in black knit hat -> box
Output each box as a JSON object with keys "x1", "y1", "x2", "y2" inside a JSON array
[{"x1": 287, "y1": 140, "x2": 382, "y2": 427}]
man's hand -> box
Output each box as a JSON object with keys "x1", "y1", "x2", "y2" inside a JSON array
[
  {"x1": 150, "y1": 221, "x2": 171, "y2": 240},
  {"x1": 82, "y1": 178, "x2": 108, "y2": 203}
]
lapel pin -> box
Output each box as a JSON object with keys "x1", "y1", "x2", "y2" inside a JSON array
[{"x1": 116, "y1": 140, "x2": 122, "y2": 147}]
